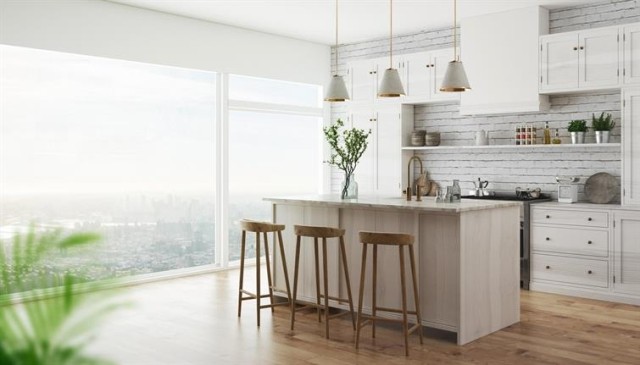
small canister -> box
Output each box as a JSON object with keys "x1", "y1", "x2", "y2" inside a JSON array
[{"x1": 411, "y1": 130, "x2": 426, "y2": 146}]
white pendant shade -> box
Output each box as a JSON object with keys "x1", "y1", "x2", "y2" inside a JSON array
[
  {"x1": 378, "y1": 68, "x2": 405, "y2": 97},
  {"x1": 440, "y1": 60, "x2": 471, "y2": 92},
  {"x1": 325, "y1": 75, "x2": 350, "y2": 102}
]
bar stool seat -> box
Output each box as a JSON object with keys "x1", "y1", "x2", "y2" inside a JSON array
[
  {"x1": 355, "y1": 231, "x2": 423, "y2": 356},
  {"x1": 237, "y1": 220, "x2": 292, "y2": 327},
  {"x1": 290, "y1": 225, "x2": 356, "y2": 339}
]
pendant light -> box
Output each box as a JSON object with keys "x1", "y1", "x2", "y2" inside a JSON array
[
  {"x1": 440, "y1": 0, "x2": 471, "y2": 92},
  {"x1": 324, "y1": 0, "x2": 349, "y2": 102},
  {"x1": 378, "y1": 0, "x2": 405, "y2": 97}
]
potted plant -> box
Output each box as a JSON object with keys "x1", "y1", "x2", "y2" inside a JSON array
[
  {"x1": 592, "y1": 112, "x2": 615, "y2": 144},
  {"x1": 568, "y1": 119, "x2": 588, "y2": 144},
  {"x1": 323, "y1": 119, "x2": 371, "y2": 199}
]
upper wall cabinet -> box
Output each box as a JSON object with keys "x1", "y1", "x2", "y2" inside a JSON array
[
  {"x1": 540, "y1": 27, "x2": 621, "y2": 93},
  {"x1": 400, "y1": 48, "x2": 459, "y2": 104},
  {"x1": 460, "y1": 6, "x2": 550, "y2": 115},
  {"x1": 622, "y1": 87, "x2": 640, "y2": 206},
  {"x1": 624, "y1": 23, "x2": 640, "y2": 85}
]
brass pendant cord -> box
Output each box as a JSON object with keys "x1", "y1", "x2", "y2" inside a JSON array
[
  {"x1": 389, "y1": 0, "x2": 393, "y2": 68},
  {"x1": 335, "y1": 0, "x2": 339, "y2": 74},
  {"x1": 453, "y1": 0, "x2": 458, "y2": 61}
]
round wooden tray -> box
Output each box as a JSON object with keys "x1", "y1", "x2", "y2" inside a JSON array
[{"x1": 584, "y1": 172, "x2": 618, "y2": 204}]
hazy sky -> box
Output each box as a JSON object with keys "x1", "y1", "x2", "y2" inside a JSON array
[{"x1": 0, "y1": 45, "x2": 321, "y2": 196}]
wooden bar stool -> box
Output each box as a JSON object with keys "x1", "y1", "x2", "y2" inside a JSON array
[
  {"x1": 355, "y1": 231, "x2": 423, "y2": 356},
  {"x1": 237, "y1": 220, "x2": 292, "y2": 327},
  {"x1": 290, "y1": 225, "x2": 356, "y2": 339}
]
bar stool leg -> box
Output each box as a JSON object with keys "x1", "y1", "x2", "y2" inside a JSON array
[
  {"x1": 322, "y1": 237, "x2": 330, "y2": 338},
  {"x1": 399, "y1": 245, "x2": 409, "y2": 356},
  {"x1": 339, "y1": 236, "x2": 356, "y2": 330},
  {"x1": 277, "y1": 230, "x2": 292, "y2": 304},
  {"x1": 256, "y1": 232, "x2": 261, "y2": 327},
  {"x1": 291, "y1": 235, "x2": 301, "y2": 330},
  {"x1": 409, "y1": 245, "x2": 423, "y2": 344},
  {"x1": 238, "y1": 230, "x2": 246, "y2": 317},
  {"x1": 313, "y1": 237, "x2": 322, "y2": 323},
  {"x1": 263, "y1": 232, "x2": 275, "y2": 313},
  {"x1": 372, "y1": 244, "x2": 378, "y2": 338},
  {"x1": 355, "y1": 243, "x2": 368, "y2": 350}
]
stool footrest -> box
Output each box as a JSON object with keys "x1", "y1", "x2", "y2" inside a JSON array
[
  {"x1": 408, "y1": 323, "x2": 422, "y2": 335},
  {"x1": 328, "y1": 311, "x2": 353, "y2": 320},
  {"x1": 374, "y1": 306, "x2": 418, "y2": 315}
]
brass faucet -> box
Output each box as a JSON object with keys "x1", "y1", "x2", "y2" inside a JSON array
[{"x1": 406, "y1": 156, "x2": 424, "y2": 201}]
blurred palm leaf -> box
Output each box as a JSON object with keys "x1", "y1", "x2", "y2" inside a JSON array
[{"x1": 0, "y1": 228, "x2": 124, "y2": 365}]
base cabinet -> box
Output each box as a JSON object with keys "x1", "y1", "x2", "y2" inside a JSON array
[
  {"x1": 530, "y1": 204, "x2": 640, "y2": 305},
  {"x1": 614, "y1": 210, "x2": 640, "y2": 296}
]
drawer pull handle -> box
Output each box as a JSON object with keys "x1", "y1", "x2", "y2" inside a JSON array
[
  {"x1": 588, "y1": 240, "x2": 593, "y2": 245},
  {"x1": 546, "y1": 265, "x2": 551, "y2": 269},
  {"x1": 588, "y1": 270, "x2": 593, "y2": 274},
  {"x1": 588, "y1": 217, "x2": 593, "y2": 221},
  {"x1": 546, "y1": 237, "x2": 550, "y2": 241},
  {"x1": 546, "y1": 215, "x2": 550, "y2": 219}
]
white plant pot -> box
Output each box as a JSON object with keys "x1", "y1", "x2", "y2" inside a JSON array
[
  {"x1": 595, "y1": 130, "x2": 610, "y2": 144},
  {"x1": 570, "y1": 131, "x2": 585, "y2": 144}
]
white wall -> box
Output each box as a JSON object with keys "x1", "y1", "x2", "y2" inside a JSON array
[{"x1": 0, "y1": 0, "x2": 329, "y2": 85}]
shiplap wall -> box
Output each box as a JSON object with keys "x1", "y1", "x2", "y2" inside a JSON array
[{"x1": 329, "y1": 0, "x2": 637, "y2": 201}]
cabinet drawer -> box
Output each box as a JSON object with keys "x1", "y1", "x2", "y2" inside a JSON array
[
  {"x1": 532, "y1": 208, "x2": 609, "y2": 228},
  {"x1": 531, "y1": 226, "x2": 609, "y2": 257},
  {"x1": 531, "y1": 254, "x2": 608, "y2": 288}
]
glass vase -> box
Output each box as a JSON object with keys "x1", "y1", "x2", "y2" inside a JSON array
[{"x1": 341, "y1": 173, "x2": 358, "y2": 200}]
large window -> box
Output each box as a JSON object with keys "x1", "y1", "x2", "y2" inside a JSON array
[
  {"x1": 0, "y1": 45, "x2": 217, "y2": 281},
  {"x1": 0, "y1": 46, "x2": 324, "y2": 289}
]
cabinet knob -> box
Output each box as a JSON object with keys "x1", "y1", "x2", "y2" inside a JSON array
[
  {"x1": 588, "y1": 240, "x2": 593, "y2": 245},
  {"x1": 546, "y1": 237, "x2": 550, "y2": 241},
  {"x1": 588, "y1": 217, "x2": 593, "y2": 221},
  {"x1": 431, "y1": 64, "x2": 435, "y2": 67},
  {"x1": 580, "y1": 46, "x2": 584, "y2": 50},
  {"x1": 546, "y1": 215, "x2": 550, "y2": 219},
  {"x1": 588, "y1": 270, "x2": 593, "y2": 274},
  {"x1": 573, "y1": 47, "x2": 578, "y2": 51},
  {"x1": 546, "y1": 265, "x2": 551, "y2": 269},
  {"x1": 426, "y1": 64, "x2": 430, "y2": 68}
]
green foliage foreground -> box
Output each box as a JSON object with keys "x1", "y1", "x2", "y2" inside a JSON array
[{"x1": 0, "y1": 229, "x2": 124, "y2": 365}]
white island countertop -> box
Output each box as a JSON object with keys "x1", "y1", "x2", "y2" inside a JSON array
[{"x1": 264, "y1": 194, "x2": 521, "y2": 213}]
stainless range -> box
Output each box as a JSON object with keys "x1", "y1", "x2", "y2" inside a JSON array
[{"x1": 462, "y1": 193, "x2": 552, "y2": 290}]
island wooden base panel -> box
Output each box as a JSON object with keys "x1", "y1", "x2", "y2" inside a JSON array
[{"x1": 87, "y1": 268, "x2": 640, "y2": 365}]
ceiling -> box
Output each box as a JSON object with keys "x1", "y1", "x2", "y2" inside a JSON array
[{"x1": 109, "y1": 0, "x2": 603, "y2": 45}]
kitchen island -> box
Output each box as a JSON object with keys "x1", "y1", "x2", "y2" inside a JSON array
[{"x1": 265, "y1": 195, "x2": 521, "y2": 345}]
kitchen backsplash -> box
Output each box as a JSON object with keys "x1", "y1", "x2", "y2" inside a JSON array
[{"x1": 329, "y1": 0, "x2": 635, "y2": 202}]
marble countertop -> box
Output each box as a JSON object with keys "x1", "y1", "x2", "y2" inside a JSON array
[{"x1": 264, "y1": 194, "x2": 522, "y2": 213}]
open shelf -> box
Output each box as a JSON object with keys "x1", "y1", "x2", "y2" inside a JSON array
[{"x1": 402, "y1": 143, "x2": 621, "y2": 151}]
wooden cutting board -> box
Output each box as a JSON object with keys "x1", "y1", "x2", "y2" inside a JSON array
[{"x1": 584, "y1": 172, "x2": 618, "y2": 204}]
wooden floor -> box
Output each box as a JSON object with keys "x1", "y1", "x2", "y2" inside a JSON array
[{"x1": 87, "y1": 267, "x2": 640, "y2": 364}]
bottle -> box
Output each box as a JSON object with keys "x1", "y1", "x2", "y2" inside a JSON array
[
  {"x1": 552, "y1": 128, "x2": 561, "y2": 144},
  {"x1": 515, "y1": 126, "x2": 521, "y2": 145},
  {"x1": 451, "y1": 180, "x2": 461, "y2": 202},
  {"x1": 526, "y1": 125, "x2": 532, "y2": 145},
  {"x1": 544, "y1": 122, "x2": 551, "y2": 145},
  {"x1": 532, "y1": 127, "x2": 537, "y2": 145}
]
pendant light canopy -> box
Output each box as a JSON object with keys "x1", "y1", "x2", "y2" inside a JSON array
[
  {"x1": 324, "y1": 0, "x2": 349, "y2": 102},
  {"x1": 440, "y1": 0, "x2": 471, "y2": 92},
  {"x1": 378, "y1": 0, "x2": 405, "y2": 98}
]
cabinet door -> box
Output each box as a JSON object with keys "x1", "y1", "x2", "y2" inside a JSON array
[
  {"x1": 349, "y1": 111, "x2": 376, "y2": 194},
  {"x1": 623, "y1": 87, "x2": 640, "y2": 205},
  {"x1": 540, "y1": 33, "x2": 579, "y2": 91},
  {"x1": 375, "y1": 109, "x2": 402, "y2": 195},
  {"x1": 624, "y1": 24, "x2": 640, "y2": 85},
  {"x1": 614, "y1": 211, "x2": 640, "y2": 295},
  {"x1": 430, "y1": 48, "x2": 460, "y2": 102},
  {"x1": 402, "y1": 52, "x2": 432, "y2": 100},
  {"x1": 579, "y1": 27, "x2": 621, "y2": 89},
  {"x1": 348, "y1": 59, "x2": 376, "y2": 103}
]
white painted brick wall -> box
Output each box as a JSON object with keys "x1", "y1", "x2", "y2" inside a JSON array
[{"x1": 329, "y1": 0, "x2": 634, "y2": 202}]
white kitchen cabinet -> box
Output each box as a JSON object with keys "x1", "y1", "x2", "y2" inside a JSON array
[
  {"x1": 622, "y1": 87, "x2": 640, "y2": 206},
  {"x1": 624, "y1": 23, "x2": 640, "y2": 85},
  {"x1": 540, "y1": 26, "x2": 621, "y2": 93},
  {"x1": 348, "y1": 105, "x2": 412, "y2": 196},
  {"x1": 400, "y1": 48, "x2": 458, "y2": 104},
  {"x1": 460, "y1": 6, "x2": 549, "y2": 115},
  {"x1": 613, "y1": 210, "x2": 640, "y2": 295},
  {"x1": 347, "y1": 59, "x2": 379, "y2": 104}
]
